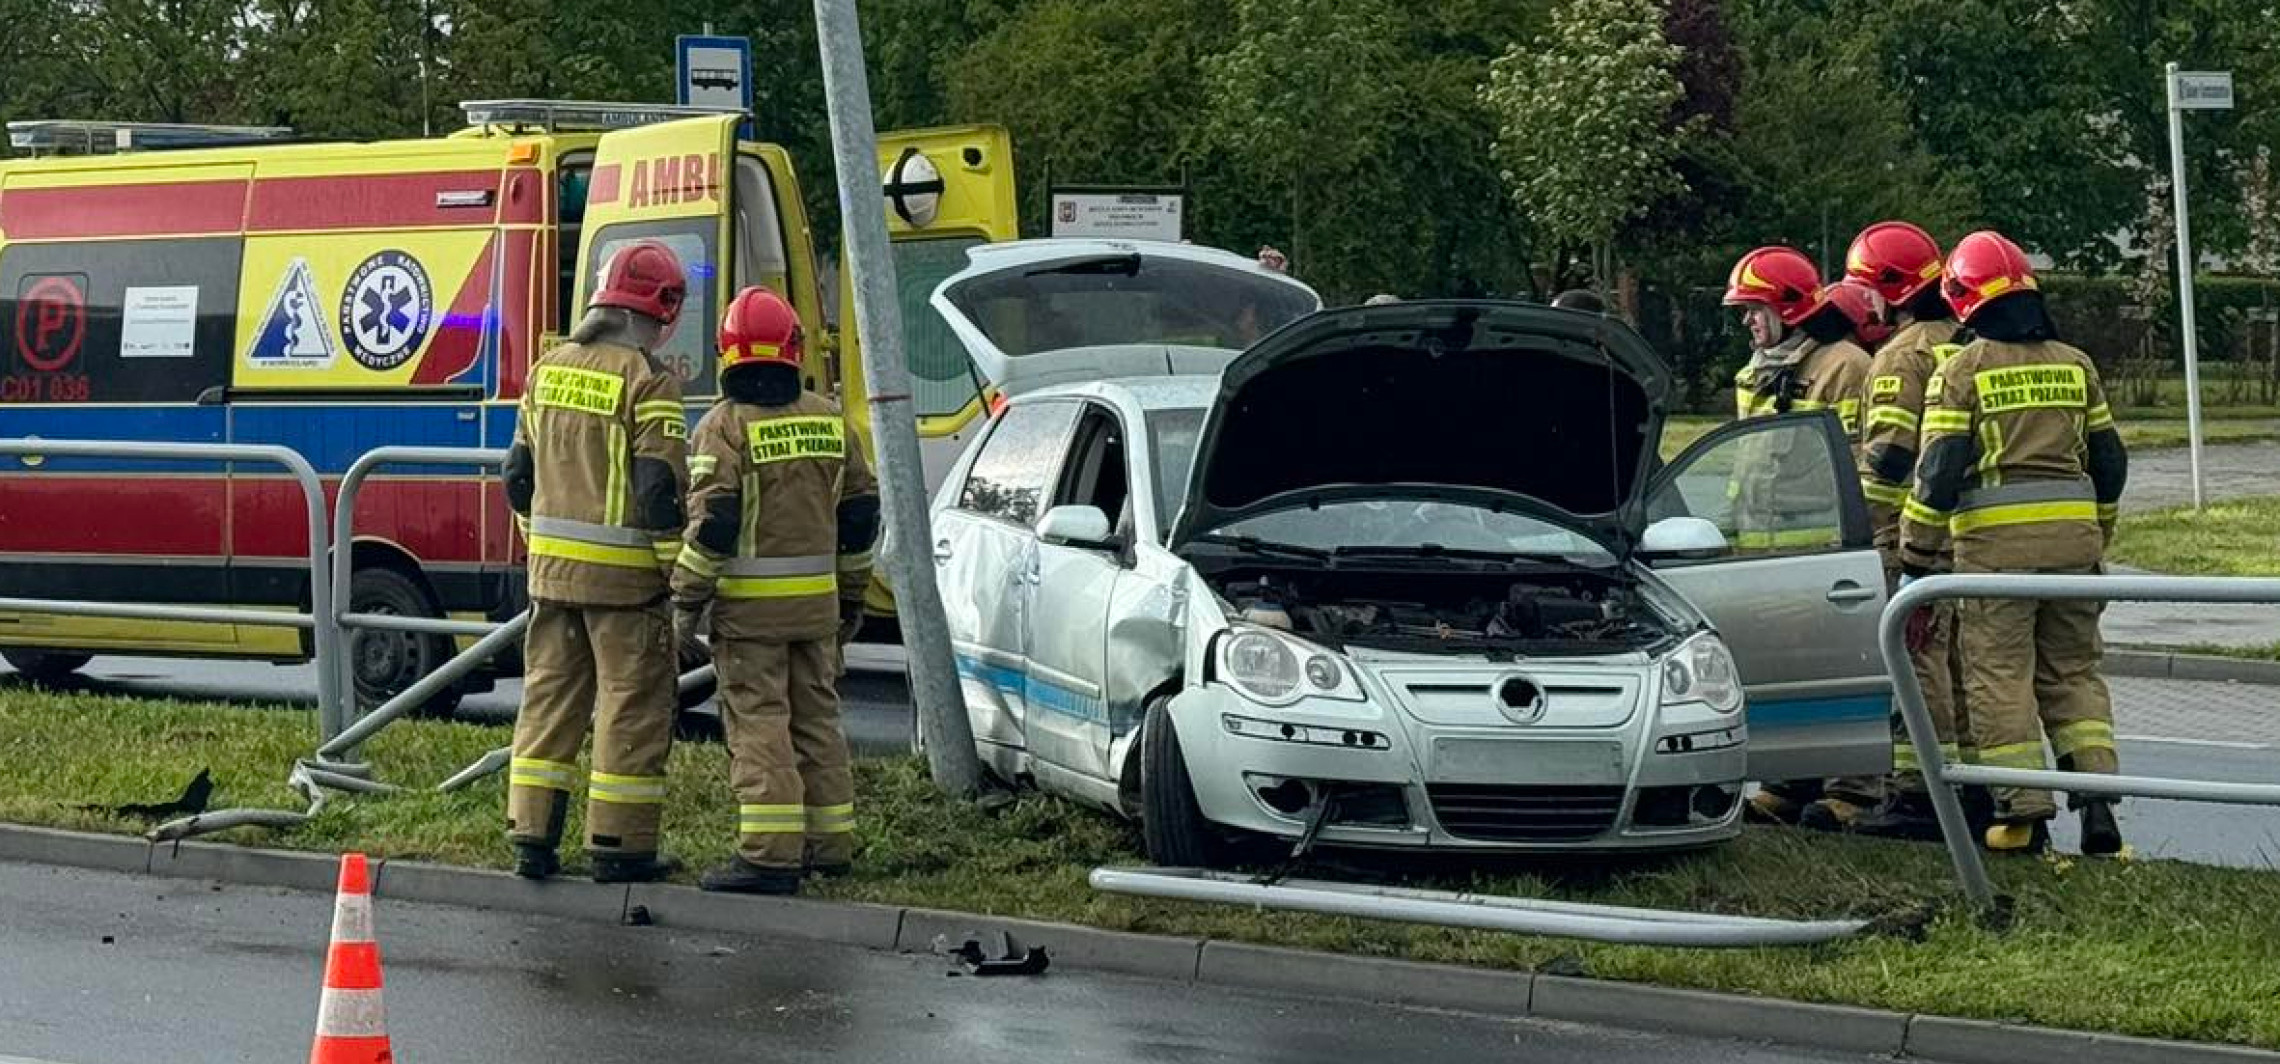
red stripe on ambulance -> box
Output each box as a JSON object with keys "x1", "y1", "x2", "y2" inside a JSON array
[{"x1": 0, "y1": 180, "x2": 247, "y2": 239}]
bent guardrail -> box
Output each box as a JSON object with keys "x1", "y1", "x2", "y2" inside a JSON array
[{"x1": 1884, "y1": 572, "x2": 2280, "y2": 908}]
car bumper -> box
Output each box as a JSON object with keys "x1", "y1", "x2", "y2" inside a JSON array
[{"x1": 1165, "y1": 682, "x2": 1746, "y2": 853}]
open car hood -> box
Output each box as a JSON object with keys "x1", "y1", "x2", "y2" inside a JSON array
[
  {"x1": 928, "y1": 239, "x2": 1322, "y2": 396},
  {"x1": 1166, "y1": 301, "x2": 1674, "y2": 557}
]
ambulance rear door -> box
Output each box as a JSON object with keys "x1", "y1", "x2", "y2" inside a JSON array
[
  {"x1": 836, "y1": 125, "x2": 1020, "y2": 502},
  {"x1": 575, "y1": 114, "x2": 741, "y2": 402}
]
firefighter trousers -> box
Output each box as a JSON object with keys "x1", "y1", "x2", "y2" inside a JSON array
[
  {"x1": 1893, "y1": 599, "x2": 1973, "y2": 796},
  {"x1": 1954, "y1": 564, "x2": 2118, "y2": 821},
  {"x1": 716, "y1": 637, "x2": 855, "y2": 870},
  {"x1": 507, "y1": 599, "x2": 677, "y2": 856}
]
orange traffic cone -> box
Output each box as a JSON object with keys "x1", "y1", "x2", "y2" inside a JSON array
[{"x1": 310, "y1": 853, "x2": 394, "y2": 1064}]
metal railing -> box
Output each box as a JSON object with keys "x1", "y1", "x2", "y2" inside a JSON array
[
  {"x1": 0, "y1": 438, "x2": 342, "y2": 717},
  {"x1": 1885, "y1": 572, "x2": 2280, "y2": 907}
]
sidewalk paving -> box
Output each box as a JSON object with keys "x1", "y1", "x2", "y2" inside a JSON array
[
  {"x1": 2110, "y1": 674, "x2": 2280, "y2": 748},
  {"x1": 2104, "y1": 439, "x2": 2280, "y2": 650}
]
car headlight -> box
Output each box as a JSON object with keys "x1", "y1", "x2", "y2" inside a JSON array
[
  {"x1": 1661, "y1": 633, "x2": 1742, "y2": 714},
  {"x1": 1216, "y1": 627, "x2": 1366, "y2": 705}
]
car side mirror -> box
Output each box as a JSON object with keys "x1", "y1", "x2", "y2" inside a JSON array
[
  {"x1": 1037, "y1": 504, "x2": 1116, "y2": 550},
  {"x1": 1639, "y1": 516, "x2": 1728, "y2": 562}
]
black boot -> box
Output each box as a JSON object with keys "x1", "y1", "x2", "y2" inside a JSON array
[
  {"x1": 592, "y1": 853, "x2": 683, "y2": 884},
  {"x1": 700, "y1": 857, "x2": 802, "y2": 896},
  {"x1": 2079, "y1": 800, "x2": 2124, "y2": 857},
  {"x1": 1851, "y1": 793, "x2": 1945, "y2": 842},
  {"x1": 513, "y1": 843, "x2": 561, "y2": 880}
]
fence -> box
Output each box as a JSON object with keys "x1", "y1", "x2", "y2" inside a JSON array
[{"x1": 1884, "y1": 572, "x2": 2280, "y2": 907}]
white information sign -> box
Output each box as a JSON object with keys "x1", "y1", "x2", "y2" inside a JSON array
[
  {"x1": 1050, "y1": 191, "x2": 1185, "y2": 242},
  {"x1": 120, "y1": 285, "x2": 199, "y2": 358}
]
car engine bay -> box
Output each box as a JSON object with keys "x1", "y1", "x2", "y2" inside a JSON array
[{"x1": 1210, "y1": 565, "x2": 1672, "y2": 657}]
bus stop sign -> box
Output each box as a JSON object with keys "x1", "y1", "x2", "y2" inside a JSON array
[{"x1": 677, "y1": 35, "x2": 753, "y2": 113}]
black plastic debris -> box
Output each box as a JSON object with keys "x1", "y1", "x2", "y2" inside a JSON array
[{"x1": 932, "y1": 931, "x2": 1049, "y2": 976}]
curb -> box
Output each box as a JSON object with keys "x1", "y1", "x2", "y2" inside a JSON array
[
  {"x1": 3, "y1": 823, "x2": 2273, "y2": 1064},
  {"x1": 2108, "y1": 649, "x2": 2280, "y2": 686}
]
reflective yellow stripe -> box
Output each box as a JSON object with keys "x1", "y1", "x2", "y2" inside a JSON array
[
  {"x1": 1979, "y1": 741, "x2": 2046, "y2": 769},
  {"x1": 653, "y1": 539, "x2": 680, "y2": 563},
  {"x1": 1866, "y1": 406, "x2": 1920, "y2": 434},
  {"x1": 836, "y1": 550, "x2": 873, "y2": 571},
  {"x1": 1921, "y1": 409, "x2": 1972, "y2": 435},
  {"x1": 528, "y1": 534, "x2": 658, "y2": 569},
  {"x1": 677, "y1": 545, "x2": 722, "y2": 577},
  {"x1": 1949, "y1": 499, "x2": 2098, "y2": 534},
  {"x1": 738, "y1": 803, "x2": 805, "y2": 834},
  {"x1": 1903, "y1": 497, "x2": 1950, "y2": 525},
  {"x1": 533, "y1": 365, "x2": 624, "y2": 416},
  {"x1": 1930, "y1": 343, "x2": 1963, "y2": 366},
  {"x1": 747, "y1": 416, "x2": 846, "y2": 464},
  {"x1": 635, "y1": 401, "x2": 684, "y2": 422},
  {"x1": 605, "y1": 423, "x2": 628, "y2": 526},
  {"x1": 2097, "y1": 502, "x2": 2119, "y2": 522},
  {"x1": 1837, "y1": 398, "x2": 1860, "y2": 434},
  {"x1": 1895, "y1": 742, "x2": 1962, "y2": 771},
  {"x1": 689, "y1": 454, "x2": 719, "y2": 478},
  {"x1": 739, "y1": 471, "x2": 761, "y2": 555},
  {"x1": 589, "y1": 771, "x2": 668, "y2": 805},
  {"x1": 509, "y1": 757, "x2": 579, "y2": 792},
  {"x1": 1975, "y1": 420, "x2": 2004, "y2": 489},
  {"x1": 2049, "y1": 720, "x2": 2116, "y2": 759},
  {"x1": 2087, "y1": 402, "x2": 2115, "y2": 430},
  {"x1": 806, "y1": 802, "x2": 856, "y2": 834},
  {"x1": 1974, "y1": 363, "x2": 2086, "y2": 414},
  {"x1": 718, "y1": 574, "x2": 839, "y2": 600},
  {"x1": 1861, "y1": 479, "x2": 1908, "y2": 506},
  {"x1": 1735, "y1": 528, "x2": 1838, "y2": 549}
]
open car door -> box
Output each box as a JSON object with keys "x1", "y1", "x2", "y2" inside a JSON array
[
  {"x1": 1644, "y1": 411, "x2": 1893, "y2": 783},
  {"x1": 573, "y1": 113, "x2": 741, "y2": 402}
]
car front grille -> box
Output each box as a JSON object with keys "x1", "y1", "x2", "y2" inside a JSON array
[{"x1": 1425, "y1": 784, "x2": 1626, "y2": 842}]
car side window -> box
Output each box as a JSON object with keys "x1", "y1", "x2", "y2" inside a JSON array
[
  {"x1": 1648, "y1": 413, "x2": 1852, "y2": 555},
  {"x1": 1051, "y1": 405, "x2": 1131, "y2": 528},
  {"x1": 958, "y1": 401, "x2": 1081, "y2": 527}
]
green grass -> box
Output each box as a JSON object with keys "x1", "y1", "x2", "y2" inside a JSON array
[
  {"x1": 6, "y1": 688, "x2": 2280, "y2": 1048},
  {"x1": 1661, "y1": 413, "x2": 2278, "y2": 461},
  {"x1": 2110, "y1": 497, "x2": 2280, "y2": 577},
  {"x1": 2174, "y1": 642, "x2": 2280, "y2": 662}
]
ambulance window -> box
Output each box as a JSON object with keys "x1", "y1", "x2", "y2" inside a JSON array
[
  {"x1": 1, "y1": 238, "x2": 238, "y2": 404},
  {"x1": 895, "y1": 237, "x2": 987, "y2": 419},
  {"x1": 557, "y1": 152, "x2": 595, "y2": 335},
  {"x1": 585, "y1": 223, "x2": 718, "y2": 399},
  {"x1": 732, "y1": 156, "x2": 790, "y2": 297}
]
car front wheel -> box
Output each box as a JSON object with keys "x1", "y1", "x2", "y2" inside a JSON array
[{"x1": 1140, "y1": 696, "x2": 1248, "y2": 869}]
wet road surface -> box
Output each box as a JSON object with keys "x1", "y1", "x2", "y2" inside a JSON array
[{"x1": 0, "y1": 862, "x2": 1879, "y2": 1064}]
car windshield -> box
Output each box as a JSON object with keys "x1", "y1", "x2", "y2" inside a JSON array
[
  {"x1": 1147, "y1": 405, "x2": 1613, "y2": 564},
  {"x1": 941, "y1": 254, "x2": 1317, "y2": 356}
]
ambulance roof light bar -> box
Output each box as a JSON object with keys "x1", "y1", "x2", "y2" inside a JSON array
[
  {"x1": 459, "y1": 100, "x2": 747, "y2": 133},
  {"x1": 8, "y1": 120, "x2": 297, "y2": 157}
]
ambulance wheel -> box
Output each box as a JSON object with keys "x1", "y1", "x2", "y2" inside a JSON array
[
  {"x1": 2, "y1": 649, "x2": 92, "y2": 683},
  {"x1": 1140, "y1": 697, "x2": 1248, "y2": 870},
  {"x1": 348, "y1": 568, "x2": 463, "y2": 720}
]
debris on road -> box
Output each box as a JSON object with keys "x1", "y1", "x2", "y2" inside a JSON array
[{"x1": 932, "y1": 931, "x2": 1050, "y2": 976}]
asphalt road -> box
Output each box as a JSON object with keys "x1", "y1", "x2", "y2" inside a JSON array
[
  {"x1": 0, "y1": 862, "x2": 1876, "y2": 1064},
  {"x1": 7, "y1": 655, "x2": 2277, "y2": 869}
]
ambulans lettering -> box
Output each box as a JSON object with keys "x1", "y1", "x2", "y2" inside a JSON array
[
  {"x1": 1974, "y1": 364, "x2": 2086, "y2": 414},
  {"x1": 747, "y1": 416, "x2": 845, "y2": 464},
  {"x1": 533, "y1": 364, "x2": 624, "y2": 416},
  {"x1": 626, "y1": 153, "x2": 719, "y2": 210},
  {"x1": 339, "y1": 250, "x2": 435, "y2": 372},
  {"x1": 247, "y1": 258, "x2": 338, "y2": 369}
]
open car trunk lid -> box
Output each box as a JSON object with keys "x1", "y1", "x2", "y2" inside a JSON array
[
  {"x1": 927, "y1": 238, "x2": 1322, "y2": 396},
  {"x1": 1167, "y1": 301, "x2": 1674, "y2": 557}
]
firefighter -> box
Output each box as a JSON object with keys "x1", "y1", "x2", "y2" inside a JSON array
[
  {"x1": 1899, "y1": 230, "x2": 2128, "y2": 856},
  {"x1": 1839, "y1": 222, "x2": 1985, "y2": 841},
  {"x1": 501, "y1": 240, "x2": 691, "y2": 883},
  {"x1": 1723, "y1": 247, "x2": 1878, "y2": 830},
  {"x1": 675, "y1": 286, "x2": 879, "y2": 896}
]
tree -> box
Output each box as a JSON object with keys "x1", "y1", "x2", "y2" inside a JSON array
[{"x1": 1482, "y1": 0, "x2": 1692, "y2": 291}]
